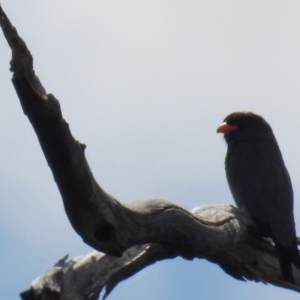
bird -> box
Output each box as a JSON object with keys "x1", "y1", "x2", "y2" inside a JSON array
[{"x1": 217, "y1": 111, "x2": 300, "y2": 283}]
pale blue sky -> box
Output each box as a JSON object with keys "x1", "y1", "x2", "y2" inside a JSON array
[{"x1": 1, "y1": 1, "x2": 300, "y2": 299}]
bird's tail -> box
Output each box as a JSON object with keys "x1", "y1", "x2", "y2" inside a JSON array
[{"x1": 276, "y1": 241, "x2": 300, "y2": 284}]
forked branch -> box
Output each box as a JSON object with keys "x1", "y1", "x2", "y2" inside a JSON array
[{"x1": 0, "y1": 5, "x2": 299, "y2": 300}]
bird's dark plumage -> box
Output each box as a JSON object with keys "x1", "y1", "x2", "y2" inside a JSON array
[{"x1": 217, "y1": 111, "x2": 300, "y2": 283}]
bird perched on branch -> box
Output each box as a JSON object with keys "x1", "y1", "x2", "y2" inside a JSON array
[{"x1": 217, "y1": 111, "x2": 300, "y2": 283}]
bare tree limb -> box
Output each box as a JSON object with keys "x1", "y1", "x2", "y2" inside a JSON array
[{"x1": 0, "y1": 4, "x2": 300, "y2": 299}]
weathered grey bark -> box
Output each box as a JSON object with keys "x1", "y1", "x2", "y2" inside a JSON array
[{"x1": 0, "y1": 4, "x2": 300, "y2": 300}]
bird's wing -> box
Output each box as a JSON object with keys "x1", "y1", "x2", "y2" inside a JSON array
[{"x1": 225, "y1": 140, "x2": 295, "y2": 246}]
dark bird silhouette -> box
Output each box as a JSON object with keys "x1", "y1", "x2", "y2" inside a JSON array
[{"x1": 217, "y1": 111, "x2": 300, "y2": 283}]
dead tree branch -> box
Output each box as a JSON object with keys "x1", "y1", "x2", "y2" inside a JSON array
[{"x1": 0, "y1": 4, "x2": 299, "y2": 299}]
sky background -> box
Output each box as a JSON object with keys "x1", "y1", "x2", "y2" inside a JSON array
[{"x1": 1, "y1": 1, "x2": 300, "y2": 299}]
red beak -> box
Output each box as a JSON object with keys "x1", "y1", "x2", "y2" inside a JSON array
[{"x1": 217, "y1": 122, "x2": 238, "y2": 133}]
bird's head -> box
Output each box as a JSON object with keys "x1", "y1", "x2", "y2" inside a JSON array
[{"x1": 217, "y1": 111, "x2": 273, "y2": 145}]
